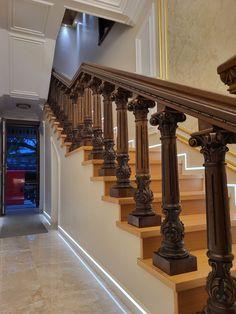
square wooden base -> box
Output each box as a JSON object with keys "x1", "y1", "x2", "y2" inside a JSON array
[
  {"x1": 153, "y1": 251, "x2": 197, "y2": 276},
  {"x1": 128, "y1": 214, "x2": 161, "y2": 228},
  {"x1": 110, "y1": 186, "x2": 135, "y2": 198}
]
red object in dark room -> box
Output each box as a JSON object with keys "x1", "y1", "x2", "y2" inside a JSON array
[{"x1": 5, "y1": 170, "x2": 25, "y2": 205}]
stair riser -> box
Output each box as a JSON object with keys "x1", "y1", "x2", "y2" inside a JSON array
[
  {"x1": 130, "y1": 163, "x2": 183, "y2": 177},
  {"x1": 119, "y1": 198, "x2": 206, "y2": 221},
  {"x1": 103, "y1": 177, "x2": 203, "y2": 196},
  {"x1": 141, "y1": 226, "x2": 236, "y2": 259},
  {"x1": 129, "y1": 150, "x2": 161, "y2": 162},
  {"x1": 151, "y1": 178, "x2": 204, "y2": 193},
  {"x1": 177, "y1": 287, "x2": 207, "y2": 314}
]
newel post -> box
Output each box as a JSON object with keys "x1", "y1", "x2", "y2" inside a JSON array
[
  {"x1": 150, "y1": 107, "x2": 197, "y2": 275},
  {"x1": 110, "y1": 88, "x2": 134, "y2": 198},
  {"x1": 189, "y1": 128, "x2": 236, "y2": 314},
  {"x1": 127, "y1": 96, "x2": 161, "y2": 227},
  {"x1": 89, "y1": 77, "x2": 103, "y2": 159},
  {"x1": 98, "y1": 82, "x2": 116, "y2": 176}
]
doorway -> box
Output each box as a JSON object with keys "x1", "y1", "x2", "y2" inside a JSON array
[{"x1": 2, "y1": 121, "x2": 40, "y2": 215}]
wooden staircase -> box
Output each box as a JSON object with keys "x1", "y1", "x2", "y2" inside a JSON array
[
  {"x1": 45, "y1": 105, "x2": 236, "y2": 313},
  {"x1": 45, "y1": 57, "x2": 236, "y2": 314}
]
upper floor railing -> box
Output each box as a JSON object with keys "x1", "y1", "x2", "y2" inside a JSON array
[{"x1": 47, "y1": 56, "x2": 236, "y2": 314}]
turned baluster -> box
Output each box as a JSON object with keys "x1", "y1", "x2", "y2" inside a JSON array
[
  {"x1": 110, "y1": 88, "x2": 134, "y2": 197},
  {"x1": 89, "y1": 77, "x2": 103, "y2": 159},
  {"x1": 150, "y1": 107, "x2": 197, "y2": 275},
  {"x1": 81, "y1": 73, "x2": 93, "y2": 146},
  {"x1": 127, "y1": 96, "x2": 161, "y2": 227},
  {"x1": 98, "y1": 82, "x2": 116, "y2": 176},
  {"x1": 189, "y1": 128, "x2": 236, "y2": 314}
]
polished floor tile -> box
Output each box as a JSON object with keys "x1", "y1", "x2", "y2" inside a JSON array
[{"x1": 0, "y1": 230, "x2": 131, "y2": 313}]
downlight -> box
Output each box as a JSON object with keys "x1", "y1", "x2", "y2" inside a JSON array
[{"x1": 16, "y1": 103, "x2": 31, "y2": 110}]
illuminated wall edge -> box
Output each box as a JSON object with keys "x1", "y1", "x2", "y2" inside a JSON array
[{"x1": 58, "y1": 226, "x2": 149, "y2": 314}]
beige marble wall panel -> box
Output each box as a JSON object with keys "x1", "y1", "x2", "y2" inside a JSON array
[{"x1": 167, "y1": 0, "x2": 236, "y2": 94}]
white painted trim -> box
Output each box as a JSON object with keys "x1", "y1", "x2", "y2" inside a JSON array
[
  {"x1": 135, "y1": 38, "x2": 142, "y2": 74},
  {"x1": 9, "y1": 0, "x2": 52, "y2": 37},
  {"x1": 58, "y1": 226, "x2": 149, "y2": 314},
  {"x1": 10, "y1": 90, "x2": 40, "y2": 99},
  {"x1": 149, "y1": 2, "x2": 157, "y2": 77},
  {"x1": 42, "y1": 210, "x2": 52, "y2": 225},
  {"x1": 43, "y1": 121, "x2": 46, "y2": 211},
  {"x1": 50, "y1": 135, "x2": 61, "y2": 226},
  {"x1": 135, "y1": 2, "x2": 157, "y2": 77}
]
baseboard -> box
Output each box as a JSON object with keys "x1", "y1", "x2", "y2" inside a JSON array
[{"x1": 58, "y1": 225, "x2": 149, "y2": 314}]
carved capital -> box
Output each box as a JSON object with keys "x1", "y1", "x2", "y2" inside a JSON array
[
  {"x1": 76, "y1": 84, "x2": 84, "y2": 97},
  {"x1": 80, "y1": 73, "x2": 92, "y2": 88},
  {"x1": 189, "y1": 128, "x2": 234, "y2": 164},
  {"x1": 112, "y1": 88, "x2": 132, "y2": 109},
  {"x1": 150, "y1": 108, "x2": 186, "y2": 137},
  {"x1": 100, "y1": 82, "x2": 115, "y2": 101},
  {"x1": 128, "y1": 96, "x2": 155, "y2": 120},
  {"x1": 89, "y1": 77, "x2": 102, "y2": 95},
  {"x1": 219, "y1": 67, "x2": 236, "y2": 87}
]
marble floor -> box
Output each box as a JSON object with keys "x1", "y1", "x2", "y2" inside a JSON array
[{"x1": 0, "y1": 228, "x2": 131, "y2": 313}]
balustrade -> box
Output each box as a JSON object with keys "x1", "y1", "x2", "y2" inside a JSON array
[{"x1": 47, "y1": 57, "x2": 236, "y2": 313}]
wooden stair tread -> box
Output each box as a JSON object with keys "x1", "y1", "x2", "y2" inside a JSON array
[
  {"x1": 102, "y1": 191, "x2": 206, "y2": 205},
  {"x1": 116, "y1": 215, "x2": 236, "y2": 238},
  {"x1": 137, "y1": 244, "x2": 236, "y2": 292}
]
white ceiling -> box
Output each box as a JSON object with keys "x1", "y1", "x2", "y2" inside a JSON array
[{"x1": 0, "y1": 0, "x2": 146, "y2": 120}]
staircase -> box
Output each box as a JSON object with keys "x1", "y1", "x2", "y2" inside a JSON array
[{"x1": 44, "y1": 57, "x2": 236, "y2": 314}]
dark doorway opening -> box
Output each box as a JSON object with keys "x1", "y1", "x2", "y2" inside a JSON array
[{"x1": 4, "y1": 121, "x2": 40, "y2": 215}]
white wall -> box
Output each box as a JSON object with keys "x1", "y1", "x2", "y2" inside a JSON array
[
  {"x1": 44, "y1": 118, "x2": 52, "y2": 216},
  {"x1": 53, "y1": 1, "x2": 155, "y2": 79},
  {"x1": 45, "y1": 117, "x2": 175, "y2": 314}
]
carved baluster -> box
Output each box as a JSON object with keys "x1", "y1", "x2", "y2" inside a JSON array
[
  {"x1": 189, "y1": 128, "x2": 236, "y2": 314},
  {"x1": 70, "y1": 87, "x2": 80, "y2": 150},
  {"x1": 150, "y1": 107, "x2": 197, "y2": 275},
  {"x1": 59, "y1": 87, "x2": 67, "y2": 127},
  {"x1": 64, "y1": 90, "x2": 73, "y2": 142},
  {"x1": 110, "y1": 88, "x2": 134, "y2": 197},
  {"x1": 76, "y1": 84, "x2": 85, "y2": 147},
  {"x1": 98, "y1": 82, "x2": 116, "y2": 176},
  {"x1": 81, "y1": 73, "x2": 93, "y2": 146},
  {"x1": 127, "y1": 96, "x2": 161, "y2": 227},
  {"x1": 89, "y1": 77, "x2": 103, "y2": 159}
]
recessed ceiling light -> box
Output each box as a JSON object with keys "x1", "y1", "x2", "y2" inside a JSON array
[{"x1": 16, "y1": 103, "x2": 31, "y2": 110}]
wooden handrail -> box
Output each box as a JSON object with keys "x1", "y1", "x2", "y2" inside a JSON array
[{"x1": 53, "y1": 62, "x2": 236, "y2": 133}]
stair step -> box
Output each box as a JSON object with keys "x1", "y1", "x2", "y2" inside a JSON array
[
  {"x1": 91, "y1": 174, "x2": 204, "y2": 195},
  {"x1": 116, "y1": 215, "x2": 236, "y2": 258},
  {"x1": 102, "y1": 191, "x2": 206, "y2": 220},
  {"x1": 137, "y1": 245, "x2": 236, "y2": 314},
  {"x1": 66, "y1": 146, "x2": 92, "y2": 159},
  {"x1": 83, "y1": 159, "x2": 183, "y2": 179},
  {"x1": 129, "y1": 147, "x2": 161, "y2": 162}
]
